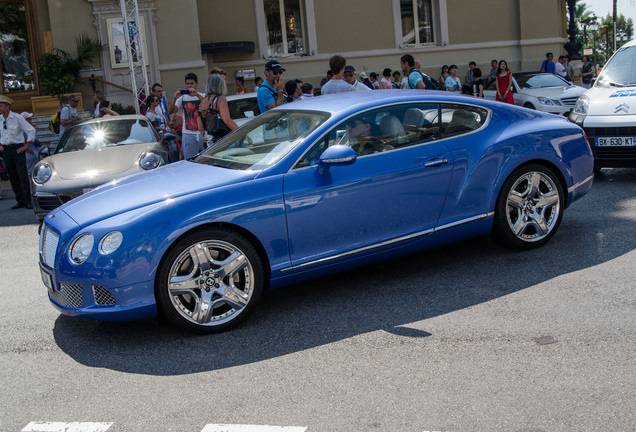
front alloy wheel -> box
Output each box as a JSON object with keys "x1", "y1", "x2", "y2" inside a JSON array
[
  {"x1": 493, "y1": 164, "x2": 564, "y2": 249},
  {"x1": 156, "y1": 228, "x2": 264, "y2": 333}
]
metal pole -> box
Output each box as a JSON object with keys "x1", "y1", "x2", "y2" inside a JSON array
[{"x1": 119, "y1": 0, "x2": 150, "y2": 114}]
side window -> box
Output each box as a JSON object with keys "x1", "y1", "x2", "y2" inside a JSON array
[
  {"x1": 441, "y1": 104, "x2": 488, "y2": 138},
  {"x1": 293, "y1": 103, "x2": 442, "y2": 169}
]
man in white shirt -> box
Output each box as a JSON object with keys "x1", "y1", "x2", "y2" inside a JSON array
[
  {"x1": 0, "y1": 95, "x2": 36, "y2": 209},
  {"x1": 555, "y1": 56, "x2": 567, "y2": 79},
  {"x1": 343, "y1": 65, "x2": 372, "y2": 91}
]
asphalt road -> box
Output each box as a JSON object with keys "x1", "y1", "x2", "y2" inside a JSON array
[{"x1": 1, "y1": 169, "x2": 635, "y2": 432}]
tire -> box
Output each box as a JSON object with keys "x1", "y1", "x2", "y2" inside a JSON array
[
  {"x1": 492, "y1": 164, "x2": 564, "y2": 250},
  {"x1": 156, "y1": 228, "x2": 264, "y2": 333},
  {"x1": 523, "y1": 102, "x2": 536, "y2": 110}
]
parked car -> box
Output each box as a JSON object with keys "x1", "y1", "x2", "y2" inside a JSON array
[
  {"x1": 226, "y1": 92, "x2": 260, "y2": 127},
  {"x1": 38, "y1": 91, "x2": 594, "y2": 333},
  {"x1": 569, "y1": 39, "x2": 636, "y2": 169},
  {"x1": 32, "y1": 115, "x2": 172, "y2": 221},
  {"x1": 484, "y1": 72, "x2": 586, "y2": 116}
]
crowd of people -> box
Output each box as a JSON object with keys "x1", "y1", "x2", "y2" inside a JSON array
[{"x1": 0, "y1": 50, "x2": 596, "y2": 210}]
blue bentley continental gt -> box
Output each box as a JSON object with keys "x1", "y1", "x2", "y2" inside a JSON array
[{"x1": 38, "y1": 91, "x2": 594, "y2": 333}]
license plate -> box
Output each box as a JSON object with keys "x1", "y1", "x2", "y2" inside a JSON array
[
  {"x1": 40, "y1": 266, "x2": 54, "y2": 292},
  {"x1": 596, "y1": 137, "x2": 635, "y2": 146}
]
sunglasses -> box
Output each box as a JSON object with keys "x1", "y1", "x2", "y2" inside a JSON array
[
  {"x1": 269, "y1": 70, "x2": 283, "y2": 75},
  {"x1": 2, "y1": 120, "x2": 6, "y2": 129}
]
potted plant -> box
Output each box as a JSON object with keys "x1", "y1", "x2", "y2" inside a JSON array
[{"x1": 31, "y1": 33, "x2": 101, "y2": 115}]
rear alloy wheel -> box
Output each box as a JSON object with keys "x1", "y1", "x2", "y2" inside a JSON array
[
  {"x1": 493, "y1": 164, "x2": 564, "y2": 249},
  {"x1": 156, "y1": 228, "x2": 264, "y2": 333}
]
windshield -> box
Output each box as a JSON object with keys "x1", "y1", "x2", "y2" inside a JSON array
[
  {"x1": 596, "y1": 44, "x2": 636, "y2": 87},
  {"x1": 515, "y1": 74, "x2": 571, "y2": 89},
  {"x1": 195, "y1": 110, "x2": 330, "y2": 170},
  {"x1": 56, "y1": 118, "x2": 158, "y2": 154}
]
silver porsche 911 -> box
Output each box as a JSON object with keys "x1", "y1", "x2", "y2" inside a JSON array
[{"x1": 31, "y1": 115, "x2": 170, "y2": 221}]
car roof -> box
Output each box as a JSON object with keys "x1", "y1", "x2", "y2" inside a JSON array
[
  {"x1": 226, "y1": 92, "x2": 257, "y2": 101},
  {"x1": 268, "y1": 90, "x2": 492, "y2": 118},
  {"x1": 620, "y1": 39, "x2": 636, "y2": 49}
]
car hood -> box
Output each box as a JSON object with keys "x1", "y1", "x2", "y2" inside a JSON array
[
  {"x1": 57, "y1": 160, "x2": 258, "y2": 227},
  {"x1": 49, "y1": 143, "x2": 158, "y2": 179},
  {"x1": 519, "y1": 85, "x2": 585, "y2": 99},
  {"x1": 581, "y1": 86, "x2": 636, "y2": 116}
]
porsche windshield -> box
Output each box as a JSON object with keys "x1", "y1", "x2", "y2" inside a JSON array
[
  {"x1": 195, "y1": 110, "x2": 330, "y2": 170},
  {"x1": 596, "y1": 44, "x2": 636, "y2": 87},
  {"x1": 56, "y1": 118, "x2": 158, "y2": 154}
]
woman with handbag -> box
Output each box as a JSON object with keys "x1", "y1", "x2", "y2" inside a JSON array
[{"x1": 204, "y1": 72, "x2": 238, "y2": 142}]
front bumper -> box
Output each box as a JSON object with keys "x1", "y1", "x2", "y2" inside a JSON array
[
  {"x1": 40, "y1": 262, "x2": 157, "y2": 321},
  {"x1": 32, "y1": 191, "x2": 82, "y2": 221},
  {"x1": 569, "y1": 113, "x2": 636, "y2": 168}
]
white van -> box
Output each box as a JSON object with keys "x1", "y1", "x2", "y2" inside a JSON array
[{"x1": 569, "y1": 40, "x2": 636, "y2": 169}]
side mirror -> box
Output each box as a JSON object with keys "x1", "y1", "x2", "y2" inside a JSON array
[
  {"x1": 38, "y1": 146, "x2": 50, "y2": 160},
  {"x1": 317, "y1": 145, "x2": 357, "y2": 175}
]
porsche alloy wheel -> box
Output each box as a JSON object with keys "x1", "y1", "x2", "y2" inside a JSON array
[
  {"x1": 157, "y1": 228, "x2": 264, "y2": 333},
  {"x1": 493, "y1": 164, "x2": 564, "y2": 249}
]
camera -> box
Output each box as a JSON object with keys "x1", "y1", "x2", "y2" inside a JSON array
[{"x1": 180, "y1": 89, "x2": 190, "y2": 95}]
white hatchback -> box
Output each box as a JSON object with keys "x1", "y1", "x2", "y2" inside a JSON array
[{"x1": 569, "y1": 40, "x2": 636, "y2": 169}]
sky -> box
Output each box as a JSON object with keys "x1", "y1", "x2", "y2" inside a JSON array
[{"x1": 580, "y1": 0, "x2": 636, "y2": 23}]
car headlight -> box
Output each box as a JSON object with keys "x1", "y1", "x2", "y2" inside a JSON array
[
  {"x1": 99, "y1": 231, "x2": 123, "y2": 255},
  {"x1": 139, "y1": 151, "x2": 165, "y2": 170},
  {"x1": 573, "y1": 96, "x2": 589, "y2": 115},
  {"x1": 537, "y1": 97, "x2": 561, "y2": 106},
  {"x1": 69, "y1": 233, "x2": 94, "y2": 264},
  {"x1": 33, "y1": 163, "x2": 52, "y2": 185}
]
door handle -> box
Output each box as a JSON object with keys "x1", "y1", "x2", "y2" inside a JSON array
[{"x1": 424, "y1": 158, "x2": 449, "y2": 168}]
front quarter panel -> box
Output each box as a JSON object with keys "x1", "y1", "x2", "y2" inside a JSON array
[{"x1": 51, "y1": 174, "x2": 289, "y2": 294}]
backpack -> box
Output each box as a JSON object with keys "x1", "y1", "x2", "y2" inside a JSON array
[
  {"x1": 48, "y1": 111, "x2": 60, "y2": 134},
  {"x1": 409, "y1": 69, "x2": 438, "y2": 90}
]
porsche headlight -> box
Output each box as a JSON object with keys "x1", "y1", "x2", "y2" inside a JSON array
[
  {"x1": 139, "y1": 152, "x2": 164, "y2": 170},
  {"x1": 33, "y1": 163, "x2": 52, "y2": 185},
  {"x1": 69, "y1": 233, "x2": 94, "y2": 264},
  {"x1": 537, "y1": 97, "x2": 561, "y2": 106},
  {"x1": 573, "y1": 96, "x2": 589, "y2": 115},
  {"x1": 99, "y1": 231, "x2": 123, "y2": 255}
]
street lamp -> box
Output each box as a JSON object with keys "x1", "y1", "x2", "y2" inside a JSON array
[{"x1": 588, "y1": 16, "x2": 598, "y2": 64}]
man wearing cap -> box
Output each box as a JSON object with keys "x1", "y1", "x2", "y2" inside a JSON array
[
  {"x1": 359, "y1": 71, "x2": 374, "y2": 90},
  {"x1": 257, "y1": 60, "x2": 285, "y2": 113},
  {"x1": 0, "y1": 95, "x2": 36, "y2": 209},
  {"x1": 59, "y1": 94, "x2": 82, "y2": 137},
  {"x1": 320, "y1": 54, "x2": 355, "y2": 95},
  {"x1": 343, "y1": 66, "x2": 371, "y2": 92}
]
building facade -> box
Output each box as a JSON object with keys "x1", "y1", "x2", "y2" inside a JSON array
[{"x1": 1, "y1": 0, "x2": 568, "y2": 112}]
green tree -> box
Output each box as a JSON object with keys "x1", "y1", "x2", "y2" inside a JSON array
[{"x1": 37, "y1": 33, "x2": 101, "y2": 96}]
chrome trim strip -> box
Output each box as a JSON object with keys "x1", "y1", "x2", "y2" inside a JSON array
[
  {"x1": 281, "y1": 212, "x2": 495, "y2": 272},
  {"x1": 568, "y1": 174, "x2": 594, "y2": 194}
]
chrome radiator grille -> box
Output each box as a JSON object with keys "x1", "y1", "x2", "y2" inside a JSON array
[{"x1": 40, "y1": 226, "x2": 59, "y2": 267}]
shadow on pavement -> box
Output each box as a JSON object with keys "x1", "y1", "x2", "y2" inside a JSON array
[{"x1": 51, "y1": 169, "x2": 636, "y2": 375}]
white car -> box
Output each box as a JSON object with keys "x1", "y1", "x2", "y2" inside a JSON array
[
  {"x1": 484, "y1": 72, "x2": 586, "y2": 116},
  {"x1": 569, "y1": 40, "x2": 636, "y2": 169},
  {"x1": 226, "y1": 92, "x2": 260, "y2": 126}
]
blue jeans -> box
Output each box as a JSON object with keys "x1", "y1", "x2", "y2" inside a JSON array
[{"x1": 181, "y1": 133, "x2": 203, "y2": 160}]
